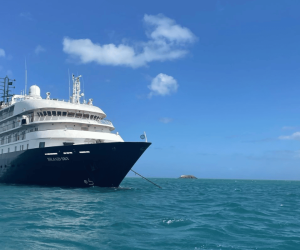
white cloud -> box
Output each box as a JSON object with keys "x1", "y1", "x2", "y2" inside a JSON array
[
  {"x1": 63, "y1": 14, "x2": 196, "y2": 68},
  {"x1": 148, "y1": 73, "x2": 178, "y2": 97},
  {"x1": 159, "y1": 117, "x2": 173, "y2": 123},
  {"x1": 144, "y1": 14, "x2": 196, "y2": 43},
  {"x1": 279, "y1": 132, "x2": 300, "y2": 140},
  {"x1": 0, "y1": 49, "x2": 5, "y2": 57},
  {"x1": 20, "y1": 12, "x2": 33, "y2": 20},
  {"x1": 35, "y1": 45, "x2": 46, "y2": 54}
]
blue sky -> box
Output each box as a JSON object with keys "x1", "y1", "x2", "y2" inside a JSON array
[{"x1": 1, "y1": 0, "x2": 300, "y2": 179}]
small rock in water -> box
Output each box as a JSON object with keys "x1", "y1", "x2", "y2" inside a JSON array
[{"x1": 179, "y1": 175, "x2": 197, "y2": 179}]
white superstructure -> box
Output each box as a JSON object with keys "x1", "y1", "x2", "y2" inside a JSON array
[{"x1": 0, "y1": 75, "x2": 123, "y2": 154}]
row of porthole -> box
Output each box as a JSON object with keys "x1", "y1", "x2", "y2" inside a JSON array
[
  {"x1": 44, "y1": 151, "x2": 91, "y2": 156},
  {"x1": 44, "y1": 148, "x2": 118, "y2": 154}
]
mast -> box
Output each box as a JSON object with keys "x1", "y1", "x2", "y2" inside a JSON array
[
  {"x1": 25, "y1": 58, "x2": 27, "y2": 96},
  {"x1": 0, "y1": 76, "x2": 15, "y2": 103},
  {"x1": 71, "y1": 74, "x2": 84, "y2": 104}
]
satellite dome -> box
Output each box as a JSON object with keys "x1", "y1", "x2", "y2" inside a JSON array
[{"x1": 29, "y1": 85, "x2": 41, "y2": 98}]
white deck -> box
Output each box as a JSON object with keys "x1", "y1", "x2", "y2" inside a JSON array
[{"x1": 0, "y1": 78, "x2": 124, "y2": 154}]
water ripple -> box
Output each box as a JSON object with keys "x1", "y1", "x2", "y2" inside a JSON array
[{"x1": 0, "y1": 179, "x2": 300, "y2": 249}]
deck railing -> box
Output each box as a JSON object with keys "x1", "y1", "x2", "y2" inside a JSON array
[
  {"x1": 13, "y1": 97, "x2": 93, "y2": 105},
  {"x1": 33, "y1": 115, "x2": 113, "y2": 126},
  {"x1": 0, "y1": 115, "x2": 113, "y2": 134}
]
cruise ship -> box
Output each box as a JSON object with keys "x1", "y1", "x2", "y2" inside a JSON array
[{"x1": 0, "y1": 75, "x2": 151, "y2": 187}]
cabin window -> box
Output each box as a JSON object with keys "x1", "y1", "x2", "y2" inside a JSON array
[
  {"x1": 35, "y1": 127, "x2": 38, "y2": 131},
  {"x1": 21, "y1": 131, "x2": 26, "y2": 140},
  {"x1": 43, "y1": 111, "x2": 47, "y2": 116},
  {"x1": 57, "y1": 111, "x2": 62, "y2": 116},
  {"x1": 62, "y1": 112, "x2": 67, "y2": 116},
  {"x1": 7, "y1": 135, "x2": 11, "y2": 143},
  {"x1": 7, "y1": 148, "x2": 10, "y2": 153},
  {"x1": 0, "y1": 138, "x2": 3, "y2": 145},
  {"x1": 52, "y1": 111, "x2": 57, "y2": 116},
  {"x1": 15, "y1": 146, "x2": 17, "y2": 152},
  {"x1": 90, "y1": 115, "x2": 94, "y2": 120},
  {"x1": 39, "y1": 112, "x2": 44, "y2": 117},
  {"x1": 29, "y1": 113, "x2": 34, "y2": 122},
  {"x1": 37, "y1": 112, "x2": 41, "y2": 117},
  {"x1": 47, "y1": 111, "x2": 51, "y2": 116},
  {"x1": 83, "y1": 114, "x2": 89, "y2": 119},
  {"x1": 39, "y1": 142, "x2": 45, "y2": 148},
  {"x1": 67, "y1": 112, "x2": 75, "y2": 117},
  {"x1": 3, "y1": 110, "x2": 8, "y2": 119},
  {"x1": 75, "y1": 113, "x2": 82, "y2": 118},
  {"x1": 9, "y1": 106, "x2": 14, "y2": 116}
]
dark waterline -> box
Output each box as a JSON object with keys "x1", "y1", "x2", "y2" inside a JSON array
[{"x1": 0, "y1": 178, "x2": 299, "y2": 250}]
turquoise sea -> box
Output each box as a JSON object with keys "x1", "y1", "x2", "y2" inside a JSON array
[{"x1": 0, "y1": 178, "x2": 299, "y2": 250}]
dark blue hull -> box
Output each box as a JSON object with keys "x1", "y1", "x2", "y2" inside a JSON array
[{"x1": 0, "y1": 142, "x2": 151, "y2": 187}]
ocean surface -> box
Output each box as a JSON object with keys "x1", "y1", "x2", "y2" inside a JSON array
[{"x1": 0, "y1": 178, "x2": 299, "y2": 250}]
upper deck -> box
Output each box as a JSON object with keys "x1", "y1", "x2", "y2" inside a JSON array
[
  {"x1": 11, "y1": 98, "x2": 106, "y2": 118},
  {"x1": 0, "y1": 74, "x2": 107, "y2": 123},
  {"x1": 0, "y1": 75, "x2": 123, "y2": 152}
]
